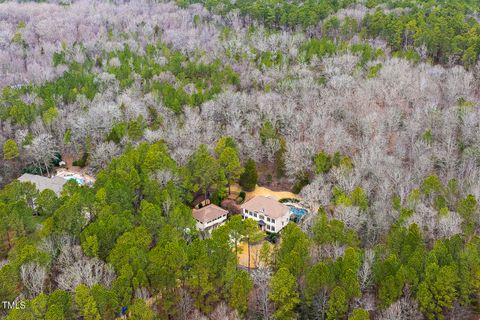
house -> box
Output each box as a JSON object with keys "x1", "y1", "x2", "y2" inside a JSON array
[
  {"x1": 192, "y1": 204, "x2": 228, "y2": 233},
  {"x1": 18, "y1": 173, "x2": 66, "y2": 196},
  {"x1": 241, "y1": 196, "x2": 291, "y2": 233}
]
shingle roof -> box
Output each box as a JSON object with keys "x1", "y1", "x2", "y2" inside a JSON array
[
  {"x1": 192, "y1": 204, "x2": 228, "y2": 223},
  {"x1": 240, "y1": 196, "x2": 289, "y2": 219},
  {"x1": 18, "y1": 173, "x2": 66, "y2": 195}
]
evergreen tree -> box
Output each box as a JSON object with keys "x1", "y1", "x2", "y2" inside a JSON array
[
  {"x1": 239, "y1": 158, "x2": 258, "y2": 191},
  {"x1": 3, "y1": 139, "x2": 19, "y2": 160},
  {"x1": 269, "y1": 268, "x2": 300, "y2": 320},
  {"x1": 219, "y1": 147, "x2": 243, "y2": 194}
]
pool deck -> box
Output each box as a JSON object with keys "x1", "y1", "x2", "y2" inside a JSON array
[{"x1": 55, "y1": 168, "x2": 96, "y2": 185}]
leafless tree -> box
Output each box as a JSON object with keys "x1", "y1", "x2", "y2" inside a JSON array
[
  {"x1": 177, "y1": 287, "x2": 195, "y2": 320},
  {"x1": 378, "y1": 296, "x2": 422, "y2": 320},
  {"x1": 20, "y1": 262, "x2": 47, "y2": 298},
  {"x1": 251, "y1": 268, "x2": 272, "y2": 320},
  {"x1": 210, "y1": 302, "x2": 240, "y2": 320},
  {"x1": 25, "y1": 133, "x2": 57, "y2": 176},
  {"x1": 56, "y1": 243, "x2": 115, "y2": 291}
]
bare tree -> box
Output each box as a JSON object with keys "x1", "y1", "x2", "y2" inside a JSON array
[
  {"x1": 25, "y1": 133, "x2": 57, "y2": 176},
  {"x1": 56, "y1": 243, "x2": 115, "y2": 291},
  {"x1": 251, "y1": 268, "x2": 272, "y2": 320},
  {"x1": 20, "y1": 262, "x2": 47, "y2": 299},
  {"x1": 378, "y1": 296, "x2": 422, "y2": 320}
]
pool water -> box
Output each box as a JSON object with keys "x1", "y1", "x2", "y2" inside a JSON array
[
  {"x1": 288, "y1": 205, "x2": 308, "y2": 218},
  {"x1": 64, "y1": 176, "x2": 85, "y2": 185}
]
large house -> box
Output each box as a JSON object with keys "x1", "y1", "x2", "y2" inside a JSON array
[
  {"x1": 18, "y1": 173, "x2": 66, "y2": 196},
  {"x1": 241, "y1": 196, "x2": 291, "y2": 233},
  {"x1": 192, "y1": 204, "x2": 228, "y2": 233}
]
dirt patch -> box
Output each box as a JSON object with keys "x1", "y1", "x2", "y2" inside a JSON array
[
  {"x1": 230, "y1": 184, "x2": 300, "y2": 202},
  {"x1": 237, "y1": 240, "x2": 273, "y2": 269},
  {"x1": 62, "y1": 153, "x2": 82, "y2": 173}
]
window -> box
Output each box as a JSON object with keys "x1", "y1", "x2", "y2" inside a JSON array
[
  {"x1": 271, "y1": 218, "x2": 275, "y2": 223},
  {"x1": 260, "y1": 215, "x2": 265, "y2": 220},
  {"x1": 266, "y1": 225, "x2": 270, "y2": 230},
  {"x1": 254, "y1": 213, "x2": 257, "y2": 217},
  {"x1": 271, "y1": 226, "x2": 275, "y2": 231},
  {"x1": 267, "y1": 217, "x2": 270, "y2": 222}
]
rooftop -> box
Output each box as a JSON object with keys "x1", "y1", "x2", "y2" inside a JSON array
[
  {"x1": 192, "y1": 204, "x2": 228, "y2": 224},
  {"x1": 240, "y1": 195, "x2": 289, "y2": 219},
  {"x1": 18, "y1": 173, "x2": 66, "y2": 195}
]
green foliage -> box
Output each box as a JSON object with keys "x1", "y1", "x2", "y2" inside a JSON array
[
  {"x1": 351, "y1": 186, "x2": 369, "y2": 211},
  {"x1": 75, "y1": 284, "x2": 101, "y2": 320},
  {"x1": 187, "y1": 144, "x2": 227, "y2": 200},
  {"x1": 457, "y1": 194, "x2": 477, "y2": 235},
  {"x1": 229, "y1": 270, "x2": 253, "y2": 315},
  {"x1": 269, "y1": 268, "x2": 300, "y2": 320},
  {"x1": 215, "y1": 136, "x2": 238, "y2": 156},
  {"x1": 42, "y1": 106, "x2": 58, "y2": 125},
  {"x1": 326, "y1": 286, "x2": 348, "y2": 320},
  {"x1": 129, "y1": 299, "x2": 155, "y2": 320},
  {"x1": 107, "y1": 226, "x2": 152, "y2": 288},
  {"x1": 108, "y1": 44, "x2": 238, "y2": 113},
  {"x1": 312, "y1": 211, "x2": 359, "y2": 247},
  {"x1": 367, "y1": 63, "x2": 382, "y2": 78},
  {"x1": 314, "y1": 151, "x2": 333, "y2": 174},
  {"x1": 259, "y1": 120, "x2": 277, "y2": 144},
  {"x1": 106, "y1": 122, "x2": 127, "y2": 144},
  {"x1": 348, "y1": 308, "x2": 370, "y2": 320},
  {"x1": 3, "y1": 139, "x2": 19, "y2": 160},
  {"x1": 301, "y1": 38, "x2": 337, "y2": 61},
  {"x1": 276, "y1": 223, "x2": 310, "y2": 277},
  {"x1": 239, "y1": 158, "x2": 258, "y2": 191},
  {"x1": 218, "y1": 146, "x2": 243, "y2": 191},
  {"x1": 418, "y1": 263, "x2": 459, "y2": 319},
  {"x1": 72, "y1": 153, "x2": 88, "y2": 168},
  {"x1": 292, "y1": 171, "x2": 310, "y2": 194},
  {"x1": 127, "y1": 116, "x2": 145, "y2": 141},
  {"x1": 35, "y1": 189, "x2": 60, "y2": 216},
  {"x1": 363, "y1": 3, "x2": 480, "y2": 66}
]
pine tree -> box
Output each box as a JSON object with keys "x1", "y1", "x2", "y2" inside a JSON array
[
  {"x1": 3, "y1": 139, "x2": 19, "y2": 160},
  {"x1": 269, "y1": 268, "x2": 300, "y2": 320},
  {"x1": 239, "y1": 159, "x2": 258, "y2": 192}
]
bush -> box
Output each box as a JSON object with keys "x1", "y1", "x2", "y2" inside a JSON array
[
  {"x1": 73, "y1": 153, "x2": 88, "y2": 167},
  {"x1": 266, "y1": 232, "x2": 278, "y2": 244},
  {"x1": 292, "y1": 172, "x2": 310, "y2": 194},
  {"x1": 51, "y1": 152, "x2": 62, "y2": 167},
  {"x1": 279, "y1": 198, "x2": 299, "y2": 203}
]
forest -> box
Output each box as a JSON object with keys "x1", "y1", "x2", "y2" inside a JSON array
[{"x1": 1, "y1": 0, "x2": 480, "y2": 319}]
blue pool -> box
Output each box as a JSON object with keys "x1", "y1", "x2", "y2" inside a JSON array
[
  {"x1": 288, "y1": 205, "x2": 308, "y2": 218},
  {"x1": 64, "y1": 176, "x2": 85, "y2": 185}
]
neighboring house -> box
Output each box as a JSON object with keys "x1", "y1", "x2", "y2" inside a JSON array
[
  {"x1": 192, "y1": 204, "x2": 228, "y2": 233},
  {"x1": 241, "y1": 196, "x2": 291, "y2": 233},
  {"x1": 18, "y1": 173, "x2": 66, "y2": 196}
]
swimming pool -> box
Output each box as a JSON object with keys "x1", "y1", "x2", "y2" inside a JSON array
[
  {"x1": 64, "y1": 176, "x2": 85, "y2": 185},
  {"x1": 288, "y1": 205, "x2": 308, "y2": 218}
]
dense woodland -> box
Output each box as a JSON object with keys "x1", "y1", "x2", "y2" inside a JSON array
[{"x1": 1, "y1": 0, "x2": 480, "y2": 319}]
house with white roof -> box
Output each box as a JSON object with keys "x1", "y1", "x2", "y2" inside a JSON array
[
  {"x1": 192, "y1": 204, "x2": 228, "y2": 233},
  {"x1": 18, "y1": 173, "x2": 66, "y2": 196},
  {"x1": 240, "y1": 196, "x2": 291, "y2": 233}
]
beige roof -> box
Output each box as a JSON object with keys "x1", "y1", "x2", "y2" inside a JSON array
[
  {"x1": 241, "y1": 196, "x2": 289, "y2": 219},
  {"x1": 18, "y1": 173, "x2": 66, "y2": 195},
  {"x1": 192, "y1": 204, "x2": 228, "y2": 223}
]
